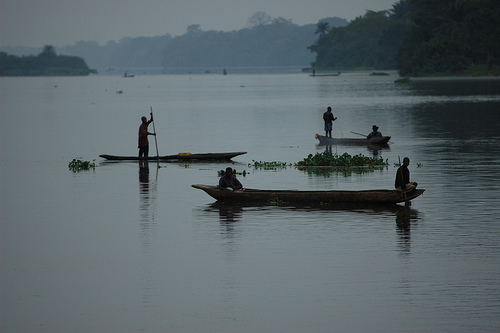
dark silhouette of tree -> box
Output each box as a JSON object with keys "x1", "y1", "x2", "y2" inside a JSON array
[
  {"x1": 309, "y1": 10, "x2": 404, "y2": 70},
  {"x1": 0, "y1": 46, "x2": 95, "y2": 76},
  {"x1": 40, "y1": 45, "x2": 56, "y2": 57},
  {"x1": 315, "y1": 22, "x2": 330, "y2": 35},
  {"x1": 186, "y1": 24, "x2": 202, "y2": 34},
  {"x1": 248, "y1": 11, "x2": 272, "y2": 27},
  {"x1": 396, "y1": 0, "x2": 500, "y2": 76}
]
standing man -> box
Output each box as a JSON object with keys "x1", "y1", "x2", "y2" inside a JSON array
[
  {"x1": 323, "y1": 106, "x2": 337, "y2": 138},
  {"x1": 138, "y1": 112, "x2": 156, "y2": 158},
  {"x1": 395, "y1": 157, "x2": 418, "y2": 192}
]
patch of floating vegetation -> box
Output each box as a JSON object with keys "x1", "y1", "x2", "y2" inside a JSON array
[
  {"x1": 295, "y1": 151, "x2": 388, "y2": 168},
  {"x1": 68, "y1": 159, "x2": 95, "y2": 172},
  {"x1": 218, "y1": 169, "x2": 248, "y2": 177},
  {"x1": 247, "y1": 152, "x2": 389, "y2": 177},
  {"x1": 248, "y1": 160, "x2": 291, "y2": 170}
]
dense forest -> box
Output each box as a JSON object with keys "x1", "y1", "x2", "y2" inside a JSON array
[
  {"x1": 397, "y1": 0, "x2": 500, "y2": 76},
  {"x1": 309, "y1": 0, "x2": 500, "y2": 76},
  {"x1": 0, "y1": 15, "x2": 348, "y2": 74},
  {"x1": 1, "y1": 2, "x2": 498, "y2": 77},
  {"x1": 0, "y1": 45, "x2": 96, "y2": 76}
]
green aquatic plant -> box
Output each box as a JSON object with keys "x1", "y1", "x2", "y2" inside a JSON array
[
  {"x1": 295, "y1": 151, "x2": 388, "y2": 177},
  {"x1": 296, "y1": 151, "x2": 387, "y2": 168},
  {"x1": 217, "y1": 169, "x2": 247, "y2": 177},
  {"x1": 68, "y1": 159, "x2": 95, "y2": 172},
  {"x1": 268, "y1": 197, "x2": 288, "y2": 206},
  {"x1": 249, "y1": 160, "x2": 290, "y2": 170}
]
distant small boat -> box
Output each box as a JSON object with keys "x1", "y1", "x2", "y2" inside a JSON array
[
  {"x1": 193, "y1": 184, "x2": 425, "y2": 205},
  {"x1": 315, "y1": 134, "x2": 390, "y2": 145},
  {"x1": 310, "y1": 72, "x2": 341, "y2": 77},
  {"x1": 123, "y1": 73, "x2": 135, "y2": 78},
  {"x1": 100, "y1": 151, "x2": 246, "y2": 162}
]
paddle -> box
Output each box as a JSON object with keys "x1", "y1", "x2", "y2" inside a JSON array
[
  {"x1": 150, "y1": 106, "x2": 160, "y2": 161},
  {"x1": 350, "y1": 131, "x2": 367, "y2": 137}
]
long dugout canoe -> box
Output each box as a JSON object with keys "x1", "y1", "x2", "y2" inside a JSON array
[
  {"x1": 316, "y1": 134, "x2": 390, "y2": 145},
  {"x1": 192, "y1": 184, "x2": 425, "y2": 205},
  {"x1": 100, "y1": 151, "x2": 246, "y2": 162}
]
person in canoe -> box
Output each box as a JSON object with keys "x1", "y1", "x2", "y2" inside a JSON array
[
  {"x1": 138, "y1": 112, "x2": 156, "y2": 158},
  {"x1": 323, "y1": 106, "x2": 337, "y2": 138},
  {"x1": 218, "y1": 167, "x2": 243, "y2": 191},
  {"x1": 367, "y1": 125, "x2": 382, "y2": 139},
  {"x1": 395, "y1": 157, "x2": 418, "y2": 192}
]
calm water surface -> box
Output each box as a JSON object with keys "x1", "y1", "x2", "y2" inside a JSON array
[{"x1": 1, "y1": 72, "x2": 500, "y2": 332}]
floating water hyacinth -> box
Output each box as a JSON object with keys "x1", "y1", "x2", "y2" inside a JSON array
[
  {"x1": 296, "y1": 151, "x2": 388, "y2": 168},
  {"x1": 68, "y1": 159, "x2": 95, "y2": 172}
]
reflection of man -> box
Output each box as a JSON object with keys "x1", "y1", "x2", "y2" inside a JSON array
[
  {"x1": 219, "y1": 205, "x2": 243, "y2": 223},
  {"x1": 218, "y1": 167, "x2": 243, "y2": 190},
  {"x1": 395, "y1": 157, "x2": 418, "y2": 192},
  {"x1": 139, "y1": 161, "x2": 150, "y2": 193},
  {"x1": 138, "y1": 112, "x2": 156, "y2": 158}
]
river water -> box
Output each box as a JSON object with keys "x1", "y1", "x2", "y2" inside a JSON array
[{"x1": 1, "y1": 72, "x2": 500, "y2": 332}]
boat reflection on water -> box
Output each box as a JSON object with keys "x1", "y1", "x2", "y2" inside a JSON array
[
  {"x1": 139, "y1": 160, "x2": 150, "y2": 196},
  {"x1": 138, "y1": 160, "x2": 159, "y2": 306},
  {"x1": 138, "y1": 160, "x2": 159, "y2": 240},
  {"x1": 395, "y1": 205, "x2": 419, "y2": 253},
  {"x1": 367, "y1": 144, "x2": 390, "y2": 156},
  {"x1": 216, "y1": 204, "x2": 244, "y2": 224},
  {"x1": 202, "y1": 202, "x2": 420, "y2": 252}
]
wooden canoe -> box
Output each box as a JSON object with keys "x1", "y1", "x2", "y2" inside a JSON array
[
  {"x1": 192, "y1": 184, "x2": 424, "y2": 205},
  {"x1": 100, "y1": 151, "x2": 246, "y2": 162},
  {"x1": 309, "y1": 72, "x2": 341, "y2": 77},
  {"x1": 316, "y1": 134, "x2": 390, "y2": 145}
]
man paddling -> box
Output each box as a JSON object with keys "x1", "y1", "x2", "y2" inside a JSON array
[
  {"x1": 138, "y1": 112, "x2": 156, "y2": 158},
  {"x1": 367, "y1": 125, "x2": 382, "y2": 139},
  {"x1": 395, "y1": 157, "x2": 418, "y2": 192}
]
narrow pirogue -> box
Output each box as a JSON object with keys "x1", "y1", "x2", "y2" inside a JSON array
[
  {"x1": 192, "y1": 184, "x2": 424, "y2": 205},
  {"x1": 99, "y1": 151, "x2": 246, "y2": 162},
  {"x1": 315, "y1": 134, "x2": 390, "y2": 145}
]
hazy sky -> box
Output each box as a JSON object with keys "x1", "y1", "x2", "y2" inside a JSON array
[{"x1": 1, "y1": 0, "x2": 396, "y2": 48}]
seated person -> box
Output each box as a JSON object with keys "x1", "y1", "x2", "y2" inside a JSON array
[
  {"x1": 367, "y1": 125, "x2": 382, "y2": 139},
  {"x1": 395, "y1": 157, "x2": 418, "y2": 192},
  {"x1": 218, "y1": 167, "x2": 243, "y2": 190}
]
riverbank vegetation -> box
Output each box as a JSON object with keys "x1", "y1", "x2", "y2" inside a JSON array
[
  {"x1": 0, "y1": 45, "x2": 96, "y2": 76},
  {"x1": 2, "y1": 2, "x2": 497, "y2": 77},
  {"x1": 309, "y1": 0, "x2": 500, "y2": 77}
]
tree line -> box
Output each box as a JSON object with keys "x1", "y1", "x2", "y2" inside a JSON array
[
  {"x1": 309, "y1": 0, "x2": 500, "y2": 76},
  {"x1": 0, "y1": 45, "x2": 96, "y2": 76},
  {"x1": 2, "y1": 2, "x2": 497, "y2": 77},
  {"x1": 50, "y1": 15, "x2": 347, "y2": 73}
]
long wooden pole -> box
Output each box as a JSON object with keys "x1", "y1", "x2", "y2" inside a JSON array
[
  {"x1": 350, "y1": 131, "x2": 366, "y2": 137},
  {"x1": 150, "y1": 106, "x2": 159, "y2": 160}
]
